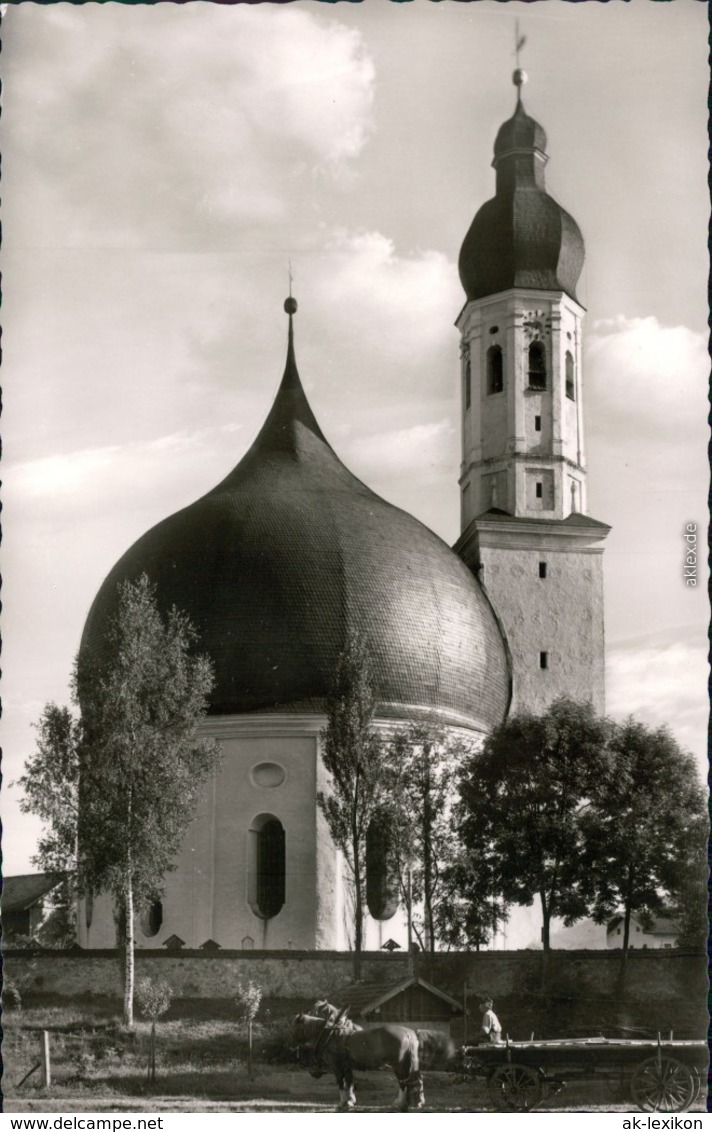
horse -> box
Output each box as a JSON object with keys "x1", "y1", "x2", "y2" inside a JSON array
[
  {"x1": 312, "y1": 999, "x2": 457, "y2": 1070},
  {"x1": 294, "y1": 1007, "x2": 424, "y2": 1111},
  {"x1": 414, "y1": 1027, "x2": 458, "y2": 1070}
]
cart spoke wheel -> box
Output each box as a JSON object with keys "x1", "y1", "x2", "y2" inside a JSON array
[
  {"x1": 488, "y1": 1064, "x2": 542, "y2": 1112},
  {"x1": 631, "y1": 1056, "x2": 697, "y2": 1113}
]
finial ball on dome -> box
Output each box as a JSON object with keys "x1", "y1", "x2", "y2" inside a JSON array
[
  {"x1": 284, "y1": 296, "x2": 298, "y2": 315},
  {"x1": 513, "y1": 68, "x2": 528, "y2": 88}
]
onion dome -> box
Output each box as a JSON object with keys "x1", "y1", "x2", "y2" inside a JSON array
[
  {"x1": 459, "y1": 75, "x2": 584, "y2": 303},
  {"x1": 80, "y1": 301, "x2": 510, "y2": 733}
]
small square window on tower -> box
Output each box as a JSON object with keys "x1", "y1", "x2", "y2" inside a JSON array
[
  {"x1": 539, "y1": 562, "x2": 547, "y2": 579},
  {"x1": 535, "y1": 482, "x2": 543, "y2": 499},
  {"x1": 540, "y1": 651, "x2": 548, "y2": 669},
  {"x1": 535, "y1": 415, "x2": 541, "y2": 432}
]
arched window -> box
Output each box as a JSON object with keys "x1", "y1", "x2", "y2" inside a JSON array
[
  {"x1": 464, "y1": 357, "x2": 472, "y2": 410},
  {"x1": 140, "y1": 898, "x2": 163, "y2": 938},
  {"x1": 366, "y1": 811, "x2": 399, "y2": 921},
  {"x1": 528, "y1": 342, "x2": 546, "y2": 389},
  {"x1": 565, "y1": 351, "x2": 575, "y2": 400},
  {"x1": 487, "y1": 346, "x2": 503, "y2": 395},
  {"x1": 248, "y1": 814, "x2": 285, "y2": 920},
  {"x1": 85, "y1": 890, "x2": 94, "y2": 932}
]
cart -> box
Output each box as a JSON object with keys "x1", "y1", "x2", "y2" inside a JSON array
[{"x1": 462, "y1": 1036, "x2": 708, "y2": 1113}]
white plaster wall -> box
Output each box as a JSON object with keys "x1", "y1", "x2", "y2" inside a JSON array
[
  {"x1": 479, "y1": 542, "x2": 606, "y2": 715},
  {"x1": 457, "y1": 290, "x2": 587, "y2": 525},
  {"x1": 78, "y1": 714, "x2": 478, "y2": 953}
]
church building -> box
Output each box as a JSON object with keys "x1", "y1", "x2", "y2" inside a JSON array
[{"x1": 77, "y1": 69, "x2": 607, "y2": 952}]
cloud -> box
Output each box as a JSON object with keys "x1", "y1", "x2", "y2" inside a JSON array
[
  {"x1": 313, "y1": 230, "x2": 459, "y2": 367},
  {"x1": 605, "y1": 626, "x2": 708, "y2": 775},
  {"x1": 340, "y1": 418, "x2": 456, "y2": 481},
  {"x1": 4, "y1": 5, "x2": 375, "y2": 250},
  {"x1": 586, "y1": 316, "x2": 708, "y2": 444}
]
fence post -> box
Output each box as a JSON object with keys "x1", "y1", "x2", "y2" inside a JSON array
[{"x1": 40, "y1": 1031, "x2": 51, "y2": 1087}]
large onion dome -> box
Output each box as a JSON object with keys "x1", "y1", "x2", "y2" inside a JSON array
[
  {"x1": 459, "y1": 78, "x2": 585, "y2": 304},
  {"x1": 80, "y1": 303, "x2": 510, "y2": 733}
]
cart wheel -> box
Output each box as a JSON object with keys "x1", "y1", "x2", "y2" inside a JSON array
[
  {"x1": 630, "y1": 1056, "x2": 698, "y2": 1113},
  {"x1": 488, "y1": 1064, "x2": 543, "y2": 1112}
]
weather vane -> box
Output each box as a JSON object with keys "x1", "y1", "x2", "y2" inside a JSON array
[
  {"x1": 513, "y1": 21, "x2": 528, "y2": 98},
  {"x1": 515, "y1": 22, "x2": 527, "y2": 69},
  {"x1": 288, "y1": 260, "x2": 294, "y2": 298}
]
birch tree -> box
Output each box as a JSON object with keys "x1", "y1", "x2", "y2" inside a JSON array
[{"x1": 21, "y1": 574, "x2": 220, "y2": 1025}]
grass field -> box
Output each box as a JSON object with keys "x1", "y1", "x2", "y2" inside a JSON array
[{"x1": 2, "y1": 997, "x2": 706, "y2": 1114}]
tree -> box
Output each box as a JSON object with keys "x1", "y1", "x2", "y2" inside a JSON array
[
  {"x1": 18, "y1": 704, "x2": 81, "y2": 878},
  {"x1": 436, "y1": 848, "x2": 509, "y2": 952},
  {"x1": 317, "y1": 632, "x2": 386, "y2": 976},
  {"x1": 21, "y1": 574, "x2": 220, "y2": 1026},
  {"x1": 456, "y1": 697, "x2": 611, "y2": 950},
  {"x1": 384, "y1": 722, "x2": 473, "y2": 952},
  {"x1": 16, "y1": 706, "x2": 81, "y2": 946},
  {"x1": 234, "y1": 978, "x2": 263, "y2": 1080},
  {"x1": 135, "y1": 977, "x2": 173, "y2": 1084},
  {"x1": 579, "y1": 719, "x2": 707, "y2": 964}
]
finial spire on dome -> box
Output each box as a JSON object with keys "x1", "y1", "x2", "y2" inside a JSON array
[
  {"x1": 282, "y1": 290, "x2": 299, "y2": 387},
  {"x1": 243, "y1": 286, "x2": 328, "y2": 452}
]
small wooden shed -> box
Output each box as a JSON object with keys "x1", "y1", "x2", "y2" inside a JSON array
[{"x1": 337, "y1": 975, "x2": 463, "y2": 1036}]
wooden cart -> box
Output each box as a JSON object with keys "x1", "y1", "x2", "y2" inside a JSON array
[{"x1": 462, "y1": 1036, "x2": 708, "y2": 1113}]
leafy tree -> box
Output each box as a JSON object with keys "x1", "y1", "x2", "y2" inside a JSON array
[
  {"x1": 20, "y1": 574, "x2": 220, "y2": 1026},
  {"x1": 384, "y1": 722, "x2": 474, "y2": 952},
  {"x1": 36, "y1": 876, "x2": 77, "y2": 948},
  {"x1": 234, "y1": 978, "x2": 263, "y2": 1079},
  {"x1": 18, "y1": 704, "x2": 81, "y2": 878},
  {"x1": 135, "y1": 977, "x2": 173, "y2": 1084},
  {"x1": 436, "y1": 848, "x2": 509, "y2": 952},
  {"x1": 317, "y1": 632, "x2": 386, "y2": 976},
  {"x1": 579, "y1": 719, "x2": 707, "y2": 963},
  {"x1": 16, "y1": 706, "x2": 81, "y2": 947},
  {"x1": 456, "y1": 697, "x2": 611, "y2": 950}
]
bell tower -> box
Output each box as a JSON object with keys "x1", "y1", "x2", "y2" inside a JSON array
[{"x1": 454, "y1": 66, "x2": 609, "y2": 715}]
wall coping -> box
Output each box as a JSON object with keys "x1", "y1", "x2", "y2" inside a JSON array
[{"x1": 3, "y1": 947, "x2": 704, "y2": 960}]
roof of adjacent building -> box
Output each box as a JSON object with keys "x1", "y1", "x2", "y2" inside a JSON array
[
  {"x1": 80, "y1": 307, "x2": 510, "y2": 732},
  {"x1": 2, "y1": 874, "x2": 61, "y2": 913},
  {"x1": 607, "y1": 915, "x2": 681, "y2": 936},
  {"x1": 332, "y1": 975, "x2": 463, "y2": 1016},
  {"x1": 459, "y1": 92, "x2": 585, "y2": 304}
]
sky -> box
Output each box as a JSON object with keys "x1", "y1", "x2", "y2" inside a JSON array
[{"x1": 2, "y1": 1, "x2": 708, "y2": 879}]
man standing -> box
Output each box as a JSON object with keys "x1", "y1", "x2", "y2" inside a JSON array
[{"x1": 479, "y1": 998, "x2": 503, "y2": 1044}]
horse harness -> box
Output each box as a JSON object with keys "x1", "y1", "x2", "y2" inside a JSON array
[{"x1": 313, "y1": 1010, "x2": 350, "y2": 1069}]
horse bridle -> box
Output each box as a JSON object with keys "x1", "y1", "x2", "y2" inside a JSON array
[{"x1": 313, "y1": 1006, "x2": 349, "y2": 1068}]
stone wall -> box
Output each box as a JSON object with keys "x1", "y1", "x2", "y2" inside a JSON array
[{"x1": 5, "y1": 948, "x2": 706, "y2": 1038}]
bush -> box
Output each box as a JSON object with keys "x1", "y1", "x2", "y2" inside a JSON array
[
  {"x1": 234, "y1": 979, "x2": 262, "y2": 1022},
  {"x1": 4, "y1": 983, "x2": 22, "y2": 1011},
  {"x1": 135, "y1": 978, "x2": 173, "y2": 1022}
]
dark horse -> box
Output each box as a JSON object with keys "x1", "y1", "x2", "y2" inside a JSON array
[
  {"x1": 294, "y1": 1005, "x2": 424, "y2": 1111},
  {"x1": 313, "y1": 999, "x2": 458, "y2": 1071}
]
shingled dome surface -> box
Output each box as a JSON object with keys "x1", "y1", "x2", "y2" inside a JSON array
[
  {"x1": 459, "y1": 97, "x2": 585, "y2": 304},
  {"x1": 80, "y1": 313, "x2": 510, "y2": 733}
]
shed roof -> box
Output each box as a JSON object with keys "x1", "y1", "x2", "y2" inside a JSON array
[
  {"x1": 2, "y1": 873, "x2": 61, "y2": 913},
  {"x1": 336, "y1": 975, "x2": 463, "y2": 1017}
]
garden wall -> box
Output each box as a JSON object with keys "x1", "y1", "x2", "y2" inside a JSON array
[{"x1": 5, "y1": 947, "x2": 707, "y2": 1039}]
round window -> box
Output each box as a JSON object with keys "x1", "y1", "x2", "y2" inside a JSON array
[{"x1": 251, "y1": 762, "x2": 286, "y2": 788}]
